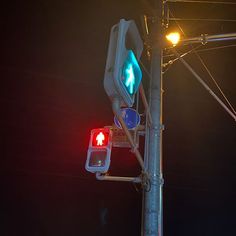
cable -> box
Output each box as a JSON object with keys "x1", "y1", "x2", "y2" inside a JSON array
[
  {"x1": 163, "y1": 45, "x2": 202, "y2": 67},
  {"x1": 169, "y1": 10, "x2": 236, "y2": 115},
  {"x1": 169, "y1": 18, "x2": 236, "y2": 22},
  {"x1": 164, "y1": 44, "x2": 236, "y2": 58},
  {"x1": 194, "y1": 44, "x2": 236, "y2": 52},
  {"x1": 194, "y1": 52, "x2": 236, "y2": 115},
  {"x1": 166, "y1": 0, "x2": 236, "y2": 5}
]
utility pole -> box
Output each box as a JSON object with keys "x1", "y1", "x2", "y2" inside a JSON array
[
  {"x1": 88, "y1": 1, "x2": 236, "y2": 235},
  {"x1": 86, "y1": 2, "x2": 236, "y2": 236},
  {"x1": 143, "y1": 0, "x2": 164, "y2": 235},
  {"x1": 142, "y1": 3, "x2": 236, "y2": 234}
]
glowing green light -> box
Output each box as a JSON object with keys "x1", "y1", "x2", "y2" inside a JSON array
[
  {"x1": 122, "y1": 50, "x2": 142, "y2": 95},
  {"x1": 124, "y1": 64, "x2": 135, "y2": 94}
]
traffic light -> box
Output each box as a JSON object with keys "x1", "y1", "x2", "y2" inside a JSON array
[
  {"x1": 104, "y1": 19, "x2": 143, "y2": 107},
  {"x1": 85, "y1": 128, "x2": 112, "y2": 173}
]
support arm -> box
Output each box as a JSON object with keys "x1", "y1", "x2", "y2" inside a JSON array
[{"x1": 112, "y1": 98, "x2": 145, "y2": 170}]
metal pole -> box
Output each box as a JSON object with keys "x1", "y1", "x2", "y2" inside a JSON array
[
  {"x1": 143, "y1": 0, "x2": 164, "y2": 235},
  {"x1": 180, "y1": 32, "x2": 236, "y2": 45}
]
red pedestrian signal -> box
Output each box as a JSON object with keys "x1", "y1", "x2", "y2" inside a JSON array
[
  {"x1": 85, "y1": 128, "x2": 112, "y2": 173},
  {"x1": 92, "y1": 130, "x2": 109, "y2": 147}
]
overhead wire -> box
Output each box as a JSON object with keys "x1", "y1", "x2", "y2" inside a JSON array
[
  {"x1": 163, "y1": 45, "x2": 202, "y2": 71},
  {"x1": 167, "y1": 0, "x2": 236, "y2": 23},
  {"x1": 164, "y1": 44, "x2": 236, "y2": 57},
  {"x1": 168, "y1": 9, "x2": 236, "y2": 115},
  {"x1": 194, "y1": 50, "x2": 236, "y2": 115},
  {"x1": 166, "y1": 0, "x2": 236, "y2": 5},
  {"x1": 193, "y1": 44, "x2": 236, "y2": 52},
  {"x1": 169, "y1": 18, "x2": 236, "y2": 22}
]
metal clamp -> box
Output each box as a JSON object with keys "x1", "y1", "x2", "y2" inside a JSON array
[
  {"x1": 140, "y1": 172, "x2": 151, "y2": 192},
  {"x1": 201, "y1": 34, "x2": 208, "y2": 45}
]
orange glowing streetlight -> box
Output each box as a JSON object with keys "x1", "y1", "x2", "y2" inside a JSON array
[{"x1": 166, "y1": 32, "x2": 180, "y2": 46}]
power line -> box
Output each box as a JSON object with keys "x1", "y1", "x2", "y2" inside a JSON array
[
  {"x1": 164, "y1": 44, "x2": 236, "y2": 58},
  {"x1": 193, "y1": 44, "x2": 236, "y2": 53},
  {"x1": 166, "y1": 0, "x2": 236, "y2": 5},
  {"x1": 169, "y1": 10, "x2": 236, "y2": 117},
  {"x1": 163, "y1": 45, "x2": 203, "y2": 73},
  {"x1": 194, "y1": 52, "x2": 236, "y2": 115},
  {"x1": 169, "y1": 18, "x2": 236, "y2": 22}
]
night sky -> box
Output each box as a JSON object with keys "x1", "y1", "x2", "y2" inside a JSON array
[{"x1": 1, "y1": 1, "x2": 236, "y2": 236}]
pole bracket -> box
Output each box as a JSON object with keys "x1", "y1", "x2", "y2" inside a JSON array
[
  {"x1": 96, "y1": 172, "x2": 142, "y2": 183},
  {"x1": 201, "y1": 34, "x2": 208, "y2": 45},
  {"x1": 160, "y1": 124, "x2": 165, "y2": 131},
  {"x1": 140, "y1": 172, "x2": 151, "y2": 192}
]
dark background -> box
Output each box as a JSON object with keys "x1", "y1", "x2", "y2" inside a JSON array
[{"x1": 1, "y1": 1, "x2": 236, "y2": 235}]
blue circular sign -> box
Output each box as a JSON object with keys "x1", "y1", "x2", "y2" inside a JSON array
[{"x1": 114, "y1": 108, "x2": 140, "y2": 130}]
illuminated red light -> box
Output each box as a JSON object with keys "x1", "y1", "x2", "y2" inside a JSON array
[
  {"x1": 92, "y1": 130, "x2": 109, "y2": 147},
  {"x1": 86, "y1": 128, "x2": 112, "y2": 173}
]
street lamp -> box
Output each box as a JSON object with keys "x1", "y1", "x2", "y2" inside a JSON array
[{"x1": 166, "y1": 32, "x2": 180, "y2": 46}]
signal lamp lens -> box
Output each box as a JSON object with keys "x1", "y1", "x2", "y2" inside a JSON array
[
  {"x1": 92, "y1": 130, "x2": 109, "y2": 147},
  {"x1": 88, "y1": 150, "x2": 107, "y2": 167}
]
